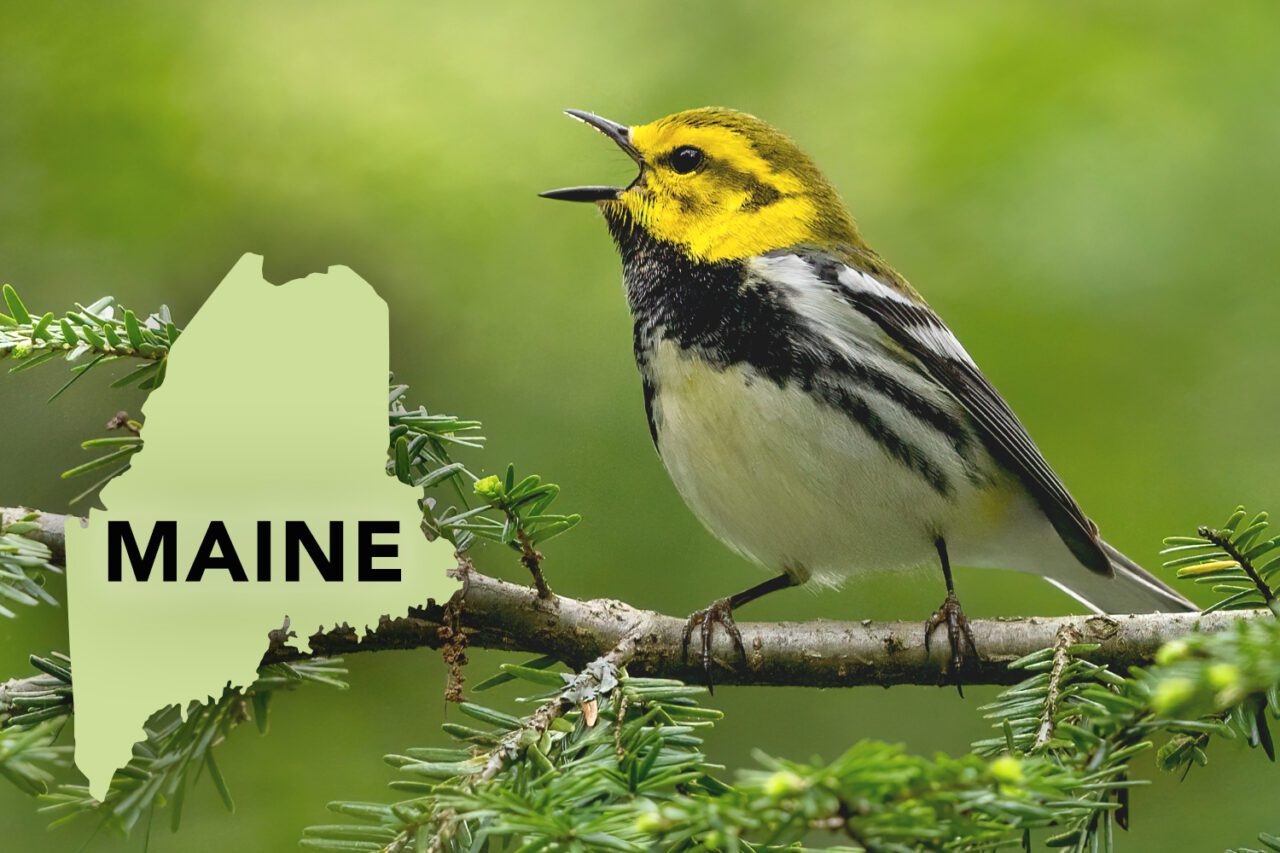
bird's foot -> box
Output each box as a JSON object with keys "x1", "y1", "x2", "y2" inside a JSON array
[
  {"x1": 681, "y1": 597, "x2": 747, "y2": 693},
  {"x1": 924, "y1": 591, "x2": 978, "y2": 696}
]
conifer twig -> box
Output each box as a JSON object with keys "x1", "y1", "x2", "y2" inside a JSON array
[
  {"x1": 1200, "y1": 524, "x2": 1277, "y2": 611},
  {"x1": 1032, "y1": 625, "x2": 1081, "y2": 751}
]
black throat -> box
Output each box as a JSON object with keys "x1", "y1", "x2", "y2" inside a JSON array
[
  {"x1": 605, "y1": 211, "x2": 818, "y2": 387},
  {"x1": 602, "y1": 210, "x2": 975, "y2": 495}
]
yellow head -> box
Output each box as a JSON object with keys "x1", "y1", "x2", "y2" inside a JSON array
[{"x1": 543, "y1": 108, "x2": 862, "y2": 263}]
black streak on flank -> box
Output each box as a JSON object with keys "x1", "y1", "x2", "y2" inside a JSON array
[
  {"x1": 641, "y1": 376, "x2": 660, "y2": 448},
  {"x1": 604, "y1": 212, "x2": 965, "y2": 496},
  {"x1": 804, "y1": 251, "x2": 1110, "y2": 574},
  {"x1": 817, "y1": 382, "x2": 951, "y2": 495}
]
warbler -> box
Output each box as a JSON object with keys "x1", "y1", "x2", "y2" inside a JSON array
[{"x1": 542, "y1": 107, "x2": 1194, "y2": 679}]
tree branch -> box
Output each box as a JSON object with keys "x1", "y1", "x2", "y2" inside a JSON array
[
  {"x1": 267, "y1": 569, "x2": 1261, "y2": 687},
  {"x1": 1, "y1": 507, "x2": 73, "y2": 565},
  {"x1": 6, "y1": 506, "x2": 1263, "y2": 688}
]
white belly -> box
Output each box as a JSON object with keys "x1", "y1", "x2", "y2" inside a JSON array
[{"x1": 647, "y1": 341, "x2": 1015, "y2": 587}]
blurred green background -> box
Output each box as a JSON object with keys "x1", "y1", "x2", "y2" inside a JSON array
[{"x1": 2, "y1": 2, "x2": 1278, "y2": 849}]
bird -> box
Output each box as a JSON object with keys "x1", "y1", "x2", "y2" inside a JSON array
[{"x1": 541, "y1": 107, "x2": 1195, "y2": 683}]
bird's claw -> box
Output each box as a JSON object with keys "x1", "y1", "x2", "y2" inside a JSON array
[
  {"x1": 924, "y1": 591, "x2": 978, "y2": 696},
  {"x1": 681, "y1": 597, "x2": 746, "y2": 693}
]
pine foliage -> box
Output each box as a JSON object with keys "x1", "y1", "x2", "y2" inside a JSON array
[
  {"x1": 0, "y1": 512, "x2": 61, "y2": 619},
  {"x1": 1162, "y1": 507, "x2": 1280, "y2": 616},
  {"x1": 304, "y1": 610, "x2": 1280, "y2": 852},
  {"x1": 1, "y1": 286, "x2": 1277, "y2": 851},
  {"x1": 1, "y1": 651, "x2": 347, "y2": 836}
]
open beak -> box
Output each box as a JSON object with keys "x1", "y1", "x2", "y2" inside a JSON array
[{"x1": 540, "y1": 109, "x2": 642, "y2": 203}]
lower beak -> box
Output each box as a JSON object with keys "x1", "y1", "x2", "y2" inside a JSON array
[
  {"x1": 540, "y1": 109, "x2": 642, "y2": 203},
  {"x1": 539, "y1": 185, "x2": 624, "y2": 202}
]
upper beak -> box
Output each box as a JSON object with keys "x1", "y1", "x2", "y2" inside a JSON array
[{"x1": 540, "y1": 109, "x2": 642, "y2": 203}]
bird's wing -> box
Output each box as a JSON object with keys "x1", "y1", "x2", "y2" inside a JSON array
[{"x1": 795, "y1": 250, "x2": 1110, "y2": 576}]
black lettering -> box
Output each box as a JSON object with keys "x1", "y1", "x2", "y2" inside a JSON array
[
  {"x1": 257, "y1": 520, "x2": 271, "y2": 581},
  {"x1": 285, "y1": 521, "x2": 343, "y2": 582},
  {"x1": 187, "y1": 521, "x2": 248, "y2": 582},
  {"x1": 358, "y1": 521, "x2": 400, "y2": 582},
  {"x1": 107, "y1": 520, "x2": 176, "y2": 582}
]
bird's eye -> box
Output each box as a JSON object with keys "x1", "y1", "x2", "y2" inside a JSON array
[{"x1": 670, "y1": 145, "x2": 705, "y2": 174}]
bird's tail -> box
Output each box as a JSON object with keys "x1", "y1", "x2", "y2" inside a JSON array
[{"x1": 1044, "y1": 539, "x2": 1197, "y2": 614}]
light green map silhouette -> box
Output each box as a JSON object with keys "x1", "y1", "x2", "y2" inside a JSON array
[{"x1": 64, "y1": 254, "x2": 454, "y2": 800}]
